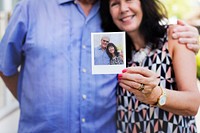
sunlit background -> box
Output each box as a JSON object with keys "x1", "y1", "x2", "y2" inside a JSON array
[{"x1": 0, "y1": 0, "x2": 200, "y2": 132}]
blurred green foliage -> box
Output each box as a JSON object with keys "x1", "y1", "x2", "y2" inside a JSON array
[{"x1": 161, "y1": 0, "x2": 193, "y2": 19}]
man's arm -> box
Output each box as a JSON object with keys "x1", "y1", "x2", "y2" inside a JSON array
[
  {"x1": 0, "y1": 72, "x2": 19, "y2": 99},
  {"x1": 172, "y1": 20, "x2": 200, "y2": 54}
]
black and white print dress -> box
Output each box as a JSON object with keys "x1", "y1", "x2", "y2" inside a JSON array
[{"x1": 117, "y1": 33, "x2": 198, "y2": 133}]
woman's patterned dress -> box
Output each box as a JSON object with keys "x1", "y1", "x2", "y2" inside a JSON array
[
  {"x1": 117, "y1": 33, "x2": 198, "y2": 133},
  {"x1": 110, "y1": 56, "x2": 124, "y2": 65}
]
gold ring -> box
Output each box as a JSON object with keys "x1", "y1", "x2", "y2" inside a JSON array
[{"x1": 138, "y1": 83, "x2": 145, "y2": 91}]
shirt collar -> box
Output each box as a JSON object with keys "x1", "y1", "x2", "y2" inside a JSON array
[
  {"x1": 98, "y1": 46, "x2": 104, "y2": 50},
  {"x1": 57, "y1": 0, "x2": 74, "y2": 4}
]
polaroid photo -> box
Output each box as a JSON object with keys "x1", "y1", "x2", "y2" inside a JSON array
[{"x1": 91, "y1": 32, "x2": 126, "y2": 74}]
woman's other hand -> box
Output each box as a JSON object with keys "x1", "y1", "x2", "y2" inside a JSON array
[
  {"x1": 118, "y1": 67, "x2": 161, "y2": 105},
  {"x1": 172, "y1": 20, "x2": 200, "y2": 54}
]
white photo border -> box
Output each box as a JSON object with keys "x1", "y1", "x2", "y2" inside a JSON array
[{"x1": 91, "y1": 32, "x2": 126, "y2": 74}]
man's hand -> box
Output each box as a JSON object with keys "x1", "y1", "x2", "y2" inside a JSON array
[
  {"x1": 0, "y1": 72, "x2": 18, "y2": 99},
  {"x1": 172, "y1": 20, "x2": 200, "y2": 54}
]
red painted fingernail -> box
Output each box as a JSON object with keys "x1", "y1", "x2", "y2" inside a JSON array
[
  {"x1": 118, "y1": 74, "x2": 122, "y2": 80},
  {"x1": 122, "y1": 69, "x2": 127, "y2": 73}
]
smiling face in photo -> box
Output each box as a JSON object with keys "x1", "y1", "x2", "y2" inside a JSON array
[
  {"x1": 108, "y1": 46, "x2": 115, "y2": 54},
  {"x1": 101, "y1": 37, "x2": 110, "y2": 49},
  {"x1": 109, "y1": 0, "x2": 143, "y2": 33}
]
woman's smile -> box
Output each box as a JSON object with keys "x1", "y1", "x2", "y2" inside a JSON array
[{"x1": 120, "y1": 15, "x2": 135, "y2": 22}]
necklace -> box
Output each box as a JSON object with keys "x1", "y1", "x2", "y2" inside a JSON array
[{"x1": 130, "y1": 43, "x2": 152, "y2": 66}]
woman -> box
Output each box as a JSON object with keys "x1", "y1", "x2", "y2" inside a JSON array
[
  {"x1": 100, "y1": 0, "x2": 200, "y2": 132},
  {"x1": 106, "y1": 43, "x2": 124, "y2": 65}
]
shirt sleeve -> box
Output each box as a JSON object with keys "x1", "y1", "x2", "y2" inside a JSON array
[{"x1": 0, "y1": 1, "x2": 28, "y2": 76}]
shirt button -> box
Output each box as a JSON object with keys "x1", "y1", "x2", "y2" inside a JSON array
[
  {"x1": 82, "y1": 94, "x2": 87, "y2": 100},
  {"x1": 74, "y1": 0, "x2": 78, "y2": 4},
  {"x1": 82, "y1": 118, "x2": 86, "y2": 123},
  {"x1": 82, "y1": 68, "x2": 87, "y2": 73},
  {"x1": 82, "y1": 45, "x2": 86, "y2": 49}
]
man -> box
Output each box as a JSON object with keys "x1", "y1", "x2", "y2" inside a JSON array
[
  {"x1": 0, "y1": 0, "x2": 199, "y2": 132},
  {"x1": 94, "y1": 36, "x2": 110, "y2": 65}
]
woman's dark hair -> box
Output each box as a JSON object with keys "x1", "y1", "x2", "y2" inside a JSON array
[
  {"x1": 106, "y1": 43, "x2": 119, "y2": 59},
  {"x1": 100, "y1": 0, "x2": 168, "y2": 64}
]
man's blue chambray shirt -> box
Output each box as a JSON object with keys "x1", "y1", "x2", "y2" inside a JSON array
[
  {"x1": 0, "y1": 0, "x2": 118, "y2": 132},
  {"x1": 94, "y1": 46, "x2": 110, "y2": 65}
]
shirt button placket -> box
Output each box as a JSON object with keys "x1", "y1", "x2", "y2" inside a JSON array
[
  {"x1": 81, "y1": 67, "x2": 87, "y2": 126},
  {"x1": 81, "y1": 24, "x2": 90, "y2": 132}
]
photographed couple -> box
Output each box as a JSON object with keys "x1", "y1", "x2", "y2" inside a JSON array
[{"x1": 94, "y1": 36, "x2": 124, "y2": 65}]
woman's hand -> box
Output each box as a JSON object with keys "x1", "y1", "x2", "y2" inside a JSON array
[
  {"x1": 172, "y1": 20, "x2": 200, "y2": 54},
  {"x1": 118, "y1": 67, "x2": 161, "y2": 105}
]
